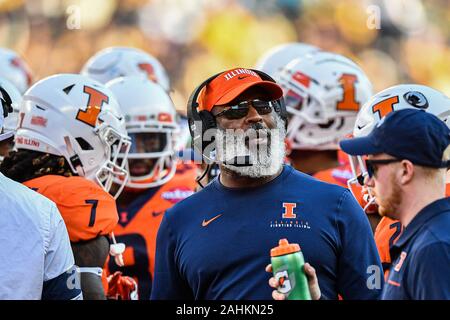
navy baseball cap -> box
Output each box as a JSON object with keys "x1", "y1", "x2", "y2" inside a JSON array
[{"x1": 340, "y1": 109, "x2": 450, "y2": 168}]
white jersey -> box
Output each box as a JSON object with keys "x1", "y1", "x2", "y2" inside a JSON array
[{"x1": 0, "y1": 172, "x2": 81, "y2": 300}]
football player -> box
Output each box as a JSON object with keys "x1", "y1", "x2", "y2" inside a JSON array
[
  {"x1": 105, "y1": 76, "x2": 197, "y2": 299},
  {"x1": 276, "y1": 51, "x2": 373, "y2": 176},
  {"x1": 0, "y1": 74, "x2": 131, "y2": 299},
  {"x1": 346, "y1": 84, "x2": 450, "y2": 276},
  {"x1": 0, "y1": 84, "x2": 81, "y2": 300}
]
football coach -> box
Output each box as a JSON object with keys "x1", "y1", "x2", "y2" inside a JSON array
[{"x1": 151, "y1": 68, "x2": 382, "y2": 300}]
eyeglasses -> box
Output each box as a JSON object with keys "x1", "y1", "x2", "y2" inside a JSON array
[
  {"x1": 214, "y1": 99, "x2": 276, "y2": 120},
  {"x1": 365, "y1": 159, "x2": 402, "y2": 178}
]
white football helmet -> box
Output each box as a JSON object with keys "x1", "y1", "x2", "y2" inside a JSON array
[
  {"x1": 15, "y1": 74, "x2": 131, "y2": 198},
  {"x1": 0, "y1": 48, "x2": 33, "y2": 94},
  {"x1": 106, "y1": 76, "x2": 178, "y2": 189},
  {"x1": 347, "y1": 84, "x2": 450, "y2": 210},
  {"x1": 81, "y1": 47, "x2": 170, "y2": 92},
  {"x1": 0, "y1": 77, "x2": 22, "y2": 135},
  {"x1": 276, "y1": 51, "x2": 373, "y2": 150},
  {"x1": 255, "y1": 42, "x2": 319, "y2": 78}
]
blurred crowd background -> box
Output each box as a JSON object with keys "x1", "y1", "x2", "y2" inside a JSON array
[{"x1": 0, "y1": 0, "x2": 448, "y2": 113}]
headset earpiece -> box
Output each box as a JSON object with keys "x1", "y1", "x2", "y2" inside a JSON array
[
  {"x1": 198, "y1": 110, "x2": 216, "y2": 130},
  {"x1": 187, "y1": 72, "x2": 222, "y2": 162}
]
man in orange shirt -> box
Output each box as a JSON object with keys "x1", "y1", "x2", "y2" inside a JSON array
[{"x1": 105, "y1": 77, "x2": 197, "y2": 299}]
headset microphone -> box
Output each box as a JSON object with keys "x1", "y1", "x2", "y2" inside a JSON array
[{"x1": 223, "y1": 155, "x2": 253, "y2": 167}]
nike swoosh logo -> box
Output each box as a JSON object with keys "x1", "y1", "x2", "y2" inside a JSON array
[
  {"x1": 357, "y1": 125, "x2": 365, "y2": 130},
  {"x1": 238, "y1": 75, "x2": 249, "y2": 80},
  {"x1": 152, "y1": 211, "x2": 165, "y2": 217},
  {"x1": 202, "y1": 214, "x2": 223, "y2": 227}
]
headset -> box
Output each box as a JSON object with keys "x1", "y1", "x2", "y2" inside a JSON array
[{"x1": 187, "y1": 69, "x2": 287, "y2": 165}]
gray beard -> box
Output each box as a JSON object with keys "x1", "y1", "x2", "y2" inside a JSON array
[{"x1": 215, "y1": 113, "x2": 286, "y2": 178}]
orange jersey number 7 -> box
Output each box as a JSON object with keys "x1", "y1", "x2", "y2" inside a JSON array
[{"x1": 86, "y1": 199, "x2": 98, "y2": 227}]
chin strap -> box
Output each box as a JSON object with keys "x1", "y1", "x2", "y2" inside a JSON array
[
  {"x1": 196, "y1": 164, "x2": 210, "y2": 189},
  {"x1": 64, "y1": 136, "x2": 85, "y2": 176},
  {"x1": 363, "y1": 191, "x2": 378, "y2": 214},
  {"x1": 77, "y1": 267, "x2": 103, "y2": 277}
]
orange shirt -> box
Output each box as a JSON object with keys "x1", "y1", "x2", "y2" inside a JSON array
[
  {"x1": 24, "y1": 175, "x2": 118, "y2": 242},
  {"x1": 106, "y1": 162, "x2": 197, "y2": 299},
  {"x1": 374, "y1": 216, "x2": 402, "y2": 277},
  {"x1": 313, "y1": 150, "x2": 364, "y2": 205}
]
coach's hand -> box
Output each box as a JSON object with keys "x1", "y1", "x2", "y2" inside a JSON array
[{"x1": 266, "y1": 263, "x2": 321, "y2": 300}]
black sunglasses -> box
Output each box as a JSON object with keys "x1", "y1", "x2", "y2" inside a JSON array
[
  {"x1": 215, "y1": 99, "x2": 276, "y2": 120},
  {"x1": 365, "y1": 159, "x2": 402, "y2": 178}
]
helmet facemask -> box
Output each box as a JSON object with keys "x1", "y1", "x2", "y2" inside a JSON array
[
  {"x1": 117, "y1": 121, "x2": 178, "y2": 189},
  {"x1": 283, "y1": 81, "x2": 329, "y2": 125},
  {"x1": 347, "y1": 152, "x2": 377, "y2": 213},
  {"x1": 94, "y1": 114, "x2": 131, "y2": 199}
]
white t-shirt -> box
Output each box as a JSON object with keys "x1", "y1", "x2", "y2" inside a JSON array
[{"x1": 0, "y1": 172, "x2": 81, "y2": 299}]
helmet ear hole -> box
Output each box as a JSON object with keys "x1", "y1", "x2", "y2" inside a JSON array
[
  {"x1": 318, "y1": 118, "x2": 336, "y2": 129},
  {"x1": 62, "y1": 84, "x2": 75, "y2": 95},
  {"x1": 76, "y1": 137, "x2": 94, "y2": 150}
]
